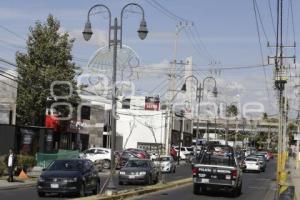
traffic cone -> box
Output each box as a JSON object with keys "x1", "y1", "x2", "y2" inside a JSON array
[{"x1": 18, "y1": 169, "x2": 29, "y2": 180}]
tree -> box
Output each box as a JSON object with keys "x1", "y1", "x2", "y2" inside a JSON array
[
  {"x1": 16, "y1": 15, "x2": 79, "y2": 126},
  {"x1": 226, "y1": 104, "x2": 238, "y2": 117},
  {"x1": 262, "y1": 112, "x2": 268, "y2": 121}
]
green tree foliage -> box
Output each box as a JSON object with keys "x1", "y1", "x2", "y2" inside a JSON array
[
  {"x1": 16, "y1": 15, "x2": 79, "y2": 126},
  {"x1": 226, "y1": 104, "x2": 238, "y2": 117}
]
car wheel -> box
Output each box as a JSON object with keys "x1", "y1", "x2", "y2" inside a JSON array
[
  {"x1": 238, "y1": 182, "x2": 242, "y2": 195},
  {"x1": 147, "y1": 175, "x2": 152, "y2": 185},
  {"x1": 93, "y1": 181, "x2": 100, "y2": 195},
  {"x1": 79, "y1": 184, "x2": 86, "y2": 197},
  {"x1": 103, "y1": 160, "x2": 111, "y2": 169},
  {"x1": 38, "y1": 191, "x2": 45, "y2": 197},
  {"x1": 119, "y1": 181, "x2": 124, "y2": 185},
  {"x1": 193, "y1": 183, "x2": 204, "y2": 195}
]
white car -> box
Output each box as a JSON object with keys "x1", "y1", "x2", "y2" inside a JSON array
[
  {"x1": 243, "y1": 157, "x2": 260, "y2": 172},
  {"x1": 80, "y1": 147, "x2": 111, "y2": 169},
  {"x1": 153, "y1": 155, "x2": 176, "y2": 173},
  {"x1": 173, "y1": 146, "x2": 194, "y2": 160}
]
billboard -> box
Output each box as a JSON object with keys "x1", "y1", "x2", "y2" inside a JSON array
[{"x1": 145, "y1": 96, "x2": 160, "y2": 111}]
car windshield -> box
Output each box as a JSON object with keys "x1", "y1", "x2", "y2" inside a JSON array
[
  {"x1": 197, "y1": 146, "x2": 236, "y2": 166},
  {"x1": 187, "y1": 148, "x2": 194, "y2": 151},
  {"x1": 125, "y1": 160, "x2": 148, "y2": 168},
  {"x1": 47, "y1": 160, "x2": 83, "y2": 171},
  {"x1": 156, "y1": 157, "x2": 171, "y2": 161}
]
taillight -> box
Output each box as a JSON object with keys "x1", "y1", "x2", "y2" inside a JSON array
[
  {"x1": 192, "y1": 167, "x2": 199, "y2": 175},
  {"x1": 231, "y1": 169, "x2": 237, "y2": 179}
]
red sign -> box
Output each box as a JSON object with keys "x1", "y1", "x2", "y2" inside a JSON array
[
  {"x1": 45, "y1": 115, "x2": 60, "y2": 132},
  {"x1": 145, "y1": 96, "x2": 160, "y2": 111}
]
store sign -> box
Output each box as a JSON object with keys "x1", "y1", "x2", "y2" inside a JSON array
[{"x1": 145, "y1": 96, "x2": 160, "y2": 111}]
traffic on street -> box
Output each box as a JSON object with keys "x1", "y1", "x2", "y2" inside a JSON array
[{"x1": 0, "y1": 0, "x2": 299, "y2": 200}]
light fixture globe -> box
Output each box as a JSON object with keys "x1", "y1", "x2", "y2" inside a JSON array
[
  {"x1": 82, "y1": 21, "x2": 93, "y2": 41},
  {"x1": 181, "y1": 83, "x2": 187, "y2": 92},
  {"x1": 137, "y1": 19, "x2": 148, "y2": 40}
]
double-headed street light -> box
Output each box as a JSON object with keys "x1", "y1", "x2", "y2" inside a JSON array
[
  {"x1": 181, "y1": 75, "x2": 217, "y2": 151},
  {"x1": 83, "y1": 3, "x2": 148, "y2": 193}
]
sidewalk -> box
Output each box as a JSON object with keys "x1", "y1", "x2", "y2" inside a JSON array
[
  {"x1": 287, "y1": 158, "x2": 300, "y2": 200},
  {"x1": 0, "y1": 176, "x2": 36, "y2": 190}
]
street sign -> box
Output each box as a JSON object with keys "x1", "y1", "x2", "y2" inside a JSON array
[{"x1": 294, "y1": 134, "x2": 300, "y2": 141}]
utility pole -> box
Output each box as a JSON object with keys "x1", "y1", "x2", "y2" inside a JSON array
[
  {"x1": 235, "y1": 118, "x2": 239, "y2": 148},
  {"x1": 225, "y1": 119, "x2": 229, "y2": 146},
  {"x1": 267, "y1": 0, "x2": 296, "y2": 196},
  {"x1": 206, "y1": 120, "x2": 209, "y2": 142},
  {"x1": 267, "y1": 126, "x2": 271, "y2": 150}
]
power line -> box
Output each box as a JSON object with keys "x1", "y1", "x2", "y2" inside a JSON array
[
  {"x1": 252, "y1": 0, "x2": 271, "y2": 105},
  {"x1": 0, "y1": 79, "x2": 17, "y2": 89},
  {"x1": 0, "y1": 24, "x2": 26, "y2": 41},
  {"x1": 268, "y1": 0, "x2": 277, "y2": 38}
]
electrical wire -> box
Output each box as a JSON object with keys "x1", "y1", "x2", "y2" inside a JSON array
[{"x1": 268, "y1": 0, "x2": 277, "y2": 38}]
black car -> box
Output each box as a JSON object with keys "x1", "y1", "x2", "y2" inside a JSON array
[
  {"x1": 119, "y1": 159, "x2": 158, "y2": 185},
  {"x1": 37, "y1": 159, "x2": 100, "y2": 197}
]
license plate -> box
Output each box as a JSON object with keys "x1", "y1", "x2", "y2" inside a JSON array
[
  {"x1": 128, "y1": 175, "x2": 135, "y2": 179},
  {"x1": 50, "y1": 184, "x2": 59, "y2": 188},
  {"x1": 202, "y1": 178, "x2": 209, "y2": 183}
]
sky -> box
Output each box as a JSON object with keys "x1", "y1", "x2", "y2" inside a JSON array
[{"x1": 0, "y1": 0, "x2": 299, "y2": 117}]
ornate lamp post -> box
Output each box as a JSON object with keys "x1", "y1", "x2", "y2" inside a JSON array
[
  {"x1": 181, "y1": 75, "x2": 217, "y2": 148},
  {"x1": 82, "y1": 3, "x2": 148, "y2": 194}
]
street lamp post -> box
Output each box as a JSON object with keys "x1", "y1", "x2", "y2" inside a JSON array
[
  {"x1": 181, "y1": 76, "x2": 217, "y2": 149},
  {"x1": 82, "y1": 3, "x2": 148, "y2": 194}
]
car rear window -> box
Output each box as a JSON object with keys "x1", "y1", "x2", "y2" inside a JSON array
[
  {"x1": 47, "y1": 160, "x2": 83, "y2": 171},
  {"x1": 125, "y1": 160, "x2": 149, "y2": 168},
  {"x1": 246, "y1": 158, "x2": 257, "y2": 162},
  {"x1": 200, "y1": 154, "x2": 236, "y2": 166}
]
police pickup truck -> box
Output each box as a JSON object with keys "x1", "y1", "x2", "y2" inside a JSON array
[{"x1": 191, "y1": 144, "x2": 243, "y2": 196}]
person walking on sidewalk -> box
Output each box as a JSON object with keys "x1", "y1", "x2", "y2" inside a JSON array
[{"x1": 5, "y1": 148, "x2": 17, "y2": 182}]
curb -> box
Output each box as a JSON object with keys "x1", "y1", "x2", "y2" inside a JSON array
[
  {"x1": 0, "y1": 182, "x2": 36, "y2": 191},
  {"x1": 74, "y1": 177, "x2": 192, "y2": 200}
]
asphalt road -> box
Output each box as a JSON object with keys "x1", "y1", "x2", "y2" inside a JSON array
[
  {"x1": 132, "y1": 159, "x2": 277, "y2": 200},
  {"x1": 0, "y1": 162, "x2": 192, "y2": 200}
]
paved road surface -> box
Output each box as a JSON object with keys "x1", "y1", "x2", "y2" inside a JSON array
[
  {"x1": 0, "y1": 162, "x2": 192, "y2": 200},
  {"x1": 132, "y1": 159, "x2": 277, "y2": 200}
]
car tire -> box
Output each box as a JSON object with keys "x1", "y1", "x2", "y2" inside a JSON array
[
  {"x1": 103, "y1": 160, "x2": 111, "y2": 169},
  {"x1": 147, "y1": 175, "x2": 152, "y2": 185},
  {"x1": 38, "y1": 191, "x2": 45, "y2": 197},
  {"x1": 79, "y1": 184, "x2": 86, "y2": 197},
  {"x1": 119, "y1": 181, "x2": 124, "y2": 185},
  {"x1": 193, "y1": 183, "x2": 204, "y2": 195},
  {"x1": 238, "y1": 182, "x2": 242, "y2": 195},
  {"x1": 93, "y1": 181, "x2": 100, "y2": 195}
]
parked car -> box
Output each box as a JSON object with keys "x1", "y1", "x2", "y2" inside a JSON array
[
  {"x1": 125, "y1": 148, "x2": 151, "y2": 159},
  {"x1": 115, "y1": 149, "x2": 149, "y2": 169},
  {"x1": 242, "y1": 157, "x2": 261, "y2": 173},
  {"x1": 118, "y1": 159, "x2": 158, "y2": 185},
  {"x1": 37, "y1": 159, "x2": 100, "y2": 197},
  {"x1": 79, "y1": 147, "x2": 111, "y2": 169},
  {"x1": 192, "y1": 144, "x2": 243, "y2": 196},
  {"x1": 254, "y1": 154, "x2": 266, "y2": 172},
  {"x1": 174, "y1": 146, "x2": 194, "y2": 160},
  {"x1": 153, "y1": 155, "x2": 176, "y2": 173}
]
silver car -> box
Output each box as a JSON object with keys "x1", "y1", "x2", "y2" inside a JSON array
[{"x1": 153, "y1": 155, "x2": 176, "y2": 173}]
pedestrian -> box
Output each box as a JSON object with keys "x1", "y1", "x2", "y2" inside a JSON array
[{"x1": 5, "y1": 148, "x2": 17, "y2": 182}]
